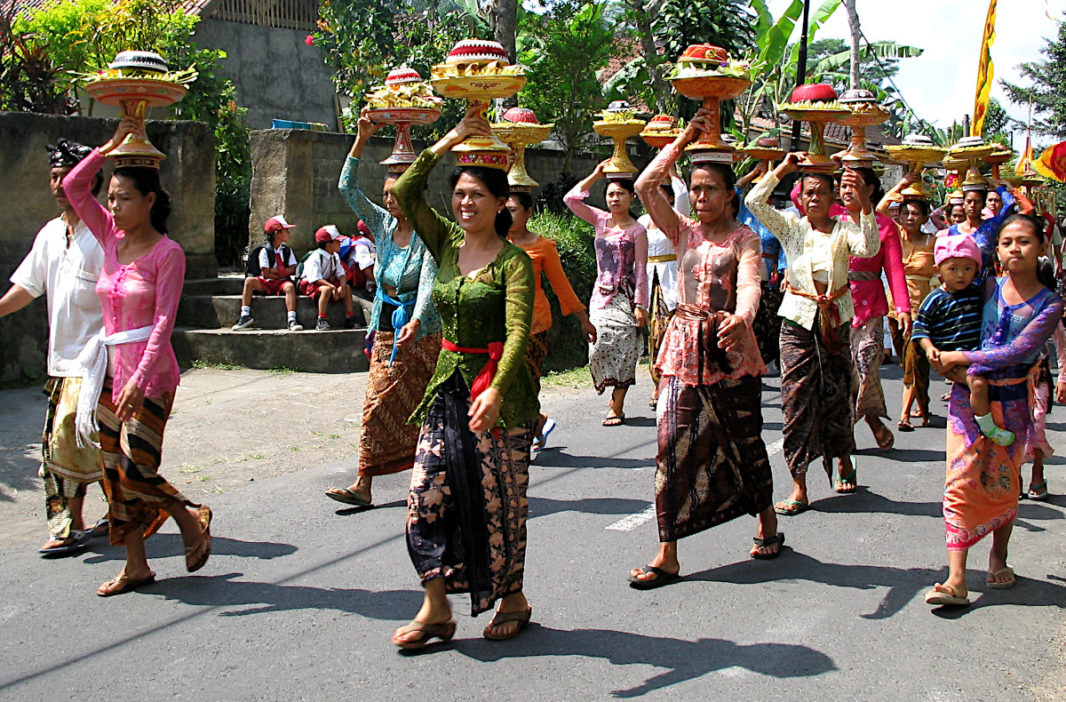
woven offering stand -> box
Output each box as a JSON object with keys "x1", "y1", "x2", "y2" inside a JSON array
[
  {"x1": 884, "y1": 135, "x2": 947, "y2": 201},
  {"x1": 834, "y1": 89, "x2": 890, "y2": 167},
  {"x1": 430, "y1": 39, "x2": 526, "y2": 169},
  {"x1": 744, "y1": 135, "x2": 786, "y2": 182},
  {"x1": 82, "y1": 51, "x2": 193, "y2": 168},
  {"x1": 779, "y1": 84, "x2": 849, "y2": 173},
  {"x1": 365, "y1": 68, "x2": 442, "y2": 173},
  {"x1": 669, "y1": 44, "x2": 751, "y2": 163},
  {"x1": 492, "y1": 107, "x2": 553, "y2": 191},
  {"x1": 640, "y1": 114, "x2": 682, "y2": 149},
  {"x1": 1003, "y1": 169, "x2": 1046, "y2": 197},
  {"x1": 983, "y1": 143, "x2": 1013, "y2": 182},
  {"x1": 593, "y1": 101, "x2": 646, "y2": 178},
  {"x1": 948, "y1": 136, "x2": 996, "y2": 192}
]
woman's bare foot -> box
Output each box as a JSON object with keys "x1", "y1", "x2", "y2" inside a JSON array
[{"x1": 483, "y1": 592, "x2": 531, "y2": 639}]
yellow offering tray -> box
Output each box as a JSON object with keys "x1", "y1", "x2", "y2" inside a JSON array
[
  {"x1": 779, "y1": 104, "x2": 850, "y2": 172},
  {"x1": 670, "y1": 75, "x2": 750, "y2": 157},
  {"x1": 493, "y1": 120, "x2": 553, "y2": 190}
]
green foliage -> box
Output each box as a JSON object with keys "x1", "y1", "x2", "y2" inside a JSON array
[
  {"x1": 528, "y1": 210, "x2": 597, "y2": 371},
  {"x1": 1001, "y1": 17, "x2": 1066, "y2": 139},
  {"x1": 315, "y1": 0, "x2": 488, "y2": 134},
  {"x1": 14, "y1": 0, "x2": 252, "y2": 265},
  {"x1": 0, "y1": 4, "x2": 74, "y2": 113},
  {"x1": 518, "y1": 1, "x2": 616, "y2": 175}
]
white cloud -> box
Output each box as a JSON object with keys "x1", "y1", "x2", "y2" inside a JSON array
[{"x1": 765, "y1": 0, "x2": 1065, "y2": 144}]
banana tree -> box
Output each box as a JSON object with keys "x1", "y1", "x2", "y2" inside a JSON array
[{"x1": 736, "y1": 0, "x2": 842, "y2": 142}]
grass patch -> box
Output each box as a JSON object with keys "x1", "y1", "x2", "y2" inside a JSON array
[
  {"x1": 178, "y1": 463, "x2": 201, "y2": 473},
  {"x1": 541, "y1": 365, "x2": 590, "y2": 388},
  {"x1": 269, "y1": 366, "x2": 297, "y2": 375},
  {"x1": 191, "y1": 360, "x2": 243, "y2": 371}
]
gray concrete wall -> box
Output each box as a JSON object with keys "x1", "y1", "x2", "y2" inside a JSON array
[
  {"x1": 246, "y1": 128, "x2": 619, "y2": 254},
  {"x1": 0, "y1": 112, "x2": 217, "y2": 385},
  {"x1": 193, "y1": 19, "x2": 337, "y2": 131}
]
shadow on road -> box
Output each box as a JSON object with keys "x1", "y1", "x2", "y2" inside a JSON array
[
  {"x1": 453, "y1": 625, "x2": 836, "y2": 697},
  {"x1": 529, "y1": 496, "x2": 649, "y2": 519},
  {"x1": 687, "y1": 551, "x2": 1066, "y2": 620},
  {"x1": 149, "y1": 572, "x2": 423, "y2": 618},
  {"x1": 81, "y1": 534, "x2": 298, "y2": 564},
  {"x1": 533, "y1": 448, "x2": 653, "y2": 470}
]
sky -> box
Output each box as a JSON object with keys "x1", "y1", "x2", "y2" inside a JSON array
[{"x1": 766, "y1": 0, "x2": 1065, "y2": 146}]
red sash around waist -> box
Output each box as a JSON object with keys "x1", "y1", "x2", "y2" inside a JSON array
[{"x1": 441, "y1": 338, "x2": 504, "y2": 400}]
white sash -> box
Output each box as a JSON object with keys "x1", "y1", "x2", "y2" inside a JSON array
[{"x1": 75, "y1": 325, "x2": 154, "y2": 447}]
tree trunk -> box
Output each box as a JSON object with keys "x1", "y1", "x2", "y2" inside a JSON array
[
  {"x1": 489, "y1": 0, "x2": 519, "y2": 108},
  {"x1": 844, "y1": 0, "x2": 861, "y2": 90},
  {"x1": 627, "y1": 0, "x2": 670, "y2": 112}
]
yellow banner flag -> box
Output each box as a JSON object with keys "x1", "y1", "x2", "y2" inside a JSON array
[
  {"x1": 1017, "y1": 133, "x2": 1033, "y2": 175},
  {"x1": 972, "y1": 0, "x2": 998, "y2": 137}
]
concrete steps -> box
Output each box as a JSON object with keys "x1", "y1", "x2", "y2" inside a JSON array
[{"x1": 173, "y1": 276, "x2": 375, "y2": 373}]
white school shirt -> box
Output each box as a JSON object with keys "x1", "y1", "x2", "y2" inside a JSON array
[
  {"x1": 351, "y1": 237, "x2": 376, "y2": 271},
  {"x1": 10, "y1": 216, "x2": 105, "y2": 377},
  {"x1": 301, "y1": 248, "x2": 343, "y2": 283},
  {"x1": 258, "y1": 245, "x2": 298, "y2": 273}
]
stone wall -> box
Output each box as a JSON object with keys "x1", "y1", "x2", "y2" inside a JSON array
[
  {"x1": 193, "y1": 19, "x2": 337, "y2": 131},
  {"x1": 246, "y1": 128, "x2": 623, "y2": 253},
  {"x1": 0, "y1": 112, "x2": 217, "y2": 385}
]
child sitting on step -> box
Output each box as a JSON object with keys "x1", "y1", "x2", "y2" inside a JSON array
[
  {"x1": 233, "y1": 215, "x2": 303, "y2": 332},
  {"x1": 300, "y1": 225, "x2": 356, "y2": 331}
]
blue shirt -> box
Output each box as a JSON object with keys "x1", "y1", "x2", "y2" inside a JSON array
[{"x1": 911, "y1": 286, "x2": 983, "y2": 351}]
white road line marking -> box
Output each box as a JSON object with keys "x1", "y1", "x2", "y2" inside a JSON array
[
  {"x1": 604, "y1": 438, "x2": 785, "y2": 531},
  {"x1": 605, "y1": 505, "x2": 656, "y2": 532}
]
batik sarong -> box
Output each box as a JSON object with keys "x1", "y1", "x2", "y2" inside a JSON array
[
  {"x1": 406, "y1": 373, "x2": 533, "y2": 616},
  {"x1": 358, "y1": 331, "x2": 441, "y2": 477},
  {"x1": 753, "y1": 282, "x2": 783, "y2": 366},
  {"x1": 850, "y1": 315, "x2": 888, "y2": 420},
  {"x1": 944, "y1": 372, "x2": 1029, "y2": 550},
  {"x1": 40, "y1": 377, "x2": 103, "y2": 540},
  {"x1": 648, "y1": 274, "x2": 674, "y2": 387},
  {"x1": 589, "y1": 291, "x2": 641, "y2": 394},
  {"x1": 97, "y1": 377, "x2": 196, "y2": 546},
  {"x1": 780, "y1": 317, "x2": 856, "y2": 482},
  {"x1": 655, "y1": 375, "x2": 774, "y2": 542},
  {"x1": 524, "y1": 330, "x2": 551, "y2": 395},
  {"x1": 902, "y1": 337, "x2": 930, "y2": 416}
]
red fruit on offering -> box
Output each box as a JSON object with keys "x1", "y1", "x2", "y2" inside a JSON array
[
  {"x1": 790, "y1": 83, "x2": 837, "y2": 103},
  {"x1": 502, "y1": 107, "x2": 539, "y2": 124}
]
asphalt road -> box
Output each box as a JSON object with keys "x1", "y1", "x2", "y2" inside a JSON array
[{"x1": 1, "y1": 364, "x2": 1064, "y2": 701}]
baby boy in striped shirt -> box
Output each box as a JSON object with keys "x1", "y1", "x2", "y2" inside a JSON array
[{"x1": 912, "y1": 234, "x2": 1014, "y2": 446}]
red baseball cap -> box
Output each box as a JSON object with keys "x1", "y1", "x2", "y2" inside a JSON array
[
  {"x1": 264, "y1": 215, "x2": 296, "y2": 233},
  {"x1": 315, "y1": 224, "x2": 342, "y2": 243},
  {"x1": 357, "y1": 220, "x2": 372, "y2": 236}
]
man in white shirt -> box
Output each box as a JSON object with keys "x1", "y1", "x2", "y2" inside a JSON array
[
  {"x1": 0, "y1": 139, "x2": 106, "y2": 557},
  {"x1": 299, "y1": 225, "x2": 356, "y2": 330}
]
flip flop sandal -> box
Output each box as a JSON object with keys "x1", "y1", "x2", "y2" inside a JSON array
[
  {"x1": 835, "y1": 460, "x2": 858, "y2": 494},
  {"x1": 872, "y1": 424, "x2": 895, "y2": 450},
  {"x1": 987, "y1": 566, "x2": 1016, "y2": 590},
  {"x1": 186, "y1": 505, "x2": 212, "y2": 573},
  {"x1": 392, "y1": 620, "x2": 458, "y2": 649},
  {"x1": 925, "y1": 583, "x2": 970, "y2": 606},
  {"x1": 1027, "y1": 481, "x2": 1049, "y2": 501},
  {"x1": 628, "y1": 565, "x2": 682, "y2": 590},
  {"x1": 774, "y1": 499, "x2": 809, "y2": 516},
  {"x1": 750, "y1": 532, "x2": 785, "y2": 560},
  {"x1": 89, "y1": 518, "x2": 110, "y2": 538},
  {"x1": 533, "y1": 417, "x2": 557, "y2": 453},
  {"x1": 602, "y1": 414, "x2": 625, "y2": 427},
  {"x1": 39, "y1": 529, "x2": 92, "y2": 558},
  {"x1": 97, "y1": 571, "x2": 156, "y2": 597},
  {"x1": 483, "y1": 605, "x2": 533, "y2": 641},
  {"x1": 897, "y1": 419, "x2": 915, "y2": 432},
  {"x1": 325, "y1": 487, "x2": 372, "y2": 507}
]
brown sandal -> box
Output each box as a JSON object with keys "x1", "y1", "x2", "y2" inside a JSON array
[
  {"x1": 483, "y1": 605, "x2": 533, "y2": 641},
  {"x1": 392, "y1": 620, "x2": 457, "y2": 649},
  {"x1": 97, "y1": 571, "x2": 156, "y2": 597},
  {"x1": 185, "y1": 505, "x2": 212, "y2": 573}
]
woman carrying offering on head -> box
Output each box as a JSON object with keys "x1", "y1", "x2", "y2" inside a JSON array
[
  {"x1": 564, "y1": 163, "x2": 649, "y2": 426},
  {"x1": 324, "y1": 108, "x2": 442, "y2": 508},
  {"x1": 627, "y1": 108, "x2": 780, "y2": 590},
  {"x1": 506, "y1": 191, "x2": 596, "y2": 453},
  {"x1": 63, "y1": 117, "x2": 212, "y2": 596},
  {"x1": 924, "y1": 215, "x2": 1063, "y2": 606},
  {"x1": 744, "y1": 152, "x2": 880, "y2": 515},
  {"x1": 389, "y1": 106, "x2": 539, "y2": 647}
]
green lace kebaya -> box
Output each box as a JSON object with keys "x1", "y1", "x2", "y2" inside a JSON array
[{"x1": 393, "y1": 149, "x2": 540, "y2": 429}]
